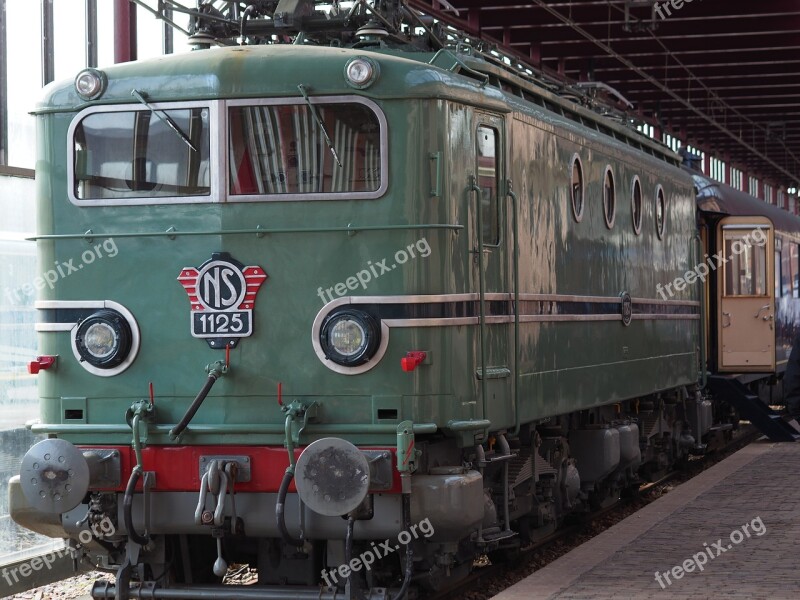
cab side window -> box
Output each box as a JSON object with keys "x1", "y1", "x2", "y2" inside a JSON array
[{"x1": 476, "y1": 126, "x2": 500, "y2": 245}]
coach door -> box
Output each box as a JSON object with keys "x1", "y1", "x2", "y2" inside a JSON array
[
  {"x1": 717, "y1": 216, "x2": 776, "y2": 372},
  {"x1": 469, "y1": 114, "x2": 514, "y2": 428}
]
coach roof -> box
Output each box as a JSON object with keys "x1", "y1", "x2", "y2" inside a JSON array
[{"x1": 695, "y1": 173, "x2": 800, "y2": 238}]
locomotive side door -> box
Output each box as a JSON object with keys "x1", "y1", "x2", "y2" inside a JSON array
[
  {"x1": 469, "y1": 114, "x2": 513, "y2": 428},
  {"x1": 717, "y1": 216, "x2": 776, "y2": 372}
]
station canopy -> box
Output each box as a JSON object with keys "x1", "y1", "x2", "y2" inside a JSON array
[{"x1": 409, "y1": 0, "x2": 800, "y2": 188}]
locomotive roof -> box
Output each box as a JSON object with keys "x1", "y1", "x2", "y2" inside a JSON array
[
  {"x1": 694, "y1": 173, "x2": 800, "y2": 237},
  {"x1": 36, "y1": 45, "x2": 510, "y2": 112},
  {"x1": 37, "y1": 43, "x2": 678, "y2": 168}
]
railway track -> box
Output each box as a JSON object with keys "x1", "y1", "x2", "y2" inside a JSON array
[{"x1": 428, "y1": 424, "x2": 762, "y2": 600}]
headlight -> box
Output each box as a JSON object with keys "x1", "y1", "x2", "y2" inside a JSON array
[
  {"x1": 320, "y1": 309, "x2": 380, "y2": 366},
  {"x1": 344, "y1": 57, "x2": 380, "y2": 89},
  {"x1": 74, "y1": 310, "x2": 132, "y2": 368},
  {"x1": 75, "y1": 68, "x2": 107, "y2": 101}
]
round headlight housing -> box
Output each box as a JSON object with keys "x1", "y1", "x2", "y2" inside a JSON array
[
  {"x1": 74, "y1": 310, "x2": 132, "y2": 368},
  {"x1": 320, "y1": 309, "x2": 380, "y2": 366},
  {"x1": 75, "y1": 68, "x2": 107, "y2": 101},
  {"x1": 344, "y1": 57, "x2": 380, "y2": 89}
]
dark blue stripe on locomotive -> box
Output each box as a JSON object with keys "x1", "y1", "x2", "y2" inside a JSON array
[{"x1": 357, "y1": 299, "x2": 698, "y2": 320}]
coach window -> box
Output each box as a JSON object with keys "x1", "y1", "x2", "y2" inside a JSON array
[
  {"x1": 781, "y1": 243, "x2": 791, "y2": 296},
  {"x1": 631, "y1": 176, "x2": 643, "y2": 234},
  {"x1": 477, "y1": 126, "x2": 500, "y2": 245},
  {"x1": 656, "y1": 185, "x2": 666, "y2": 239},
  {"x1": 603, "y1": 166, "x2": 616, "y2": 228},
  {"x1": 723, "y1": 229, "x2": 768, "y2": 296},
  {"x1": 792, "y1": 244, "x2": 799, "y2": 298},
  {"x1": 570, "y1": 154, "x2": 584, "y2": 222}
]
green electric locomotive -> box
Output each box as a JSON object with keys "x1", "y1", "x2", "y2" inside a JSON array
[{"x1": 11, "y1": 2, "x2": 789, "y2": 598}]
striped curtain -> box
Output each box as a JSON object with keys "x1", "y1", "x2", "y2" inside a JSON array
[{"x1": 229, "y1": 104, "x2": 380, "y2": 195}]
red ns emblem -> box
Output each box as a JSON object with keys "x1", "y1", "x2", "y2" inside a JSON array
[{"x1": 178, "y1": 252, "x2": 267, "y2": 348}]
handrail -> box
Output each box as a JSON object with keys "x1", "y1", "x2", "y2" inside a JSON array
[
  {"x1": 27, "y1": 223, "x2": 463, "y2": 242},
  {"x1": 29, "y1": 422, "x2": 439, "y2": 435},
  {"x1": 507, "y1": 181, "x2": 521, "y2": 435},
  {"x1": 470, "y1": 176, "x2": 489, "y2": 422},
  {"x1": 446, "y1": 419, "x2": 491, "y2": 432},
  {"x1": 428, "y1": 48, "x2": 490, "y2": 86},
  {"x1": 694, "y1": 231, "x2": 708, "y2": 388}
]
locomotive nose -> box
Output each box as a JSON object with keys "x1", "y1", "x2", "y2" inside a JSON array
[{"x1": 19, "y1": 438, "x2": 91, "y2": 514}]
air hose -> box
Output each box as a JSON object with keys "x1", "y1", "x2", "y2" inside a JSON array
[
  {"x1": 123, "y1": 467, "x2": 150, "y2": 547},
  {"x1": 124, "y1": 409, "x2": 150, "y2": 546},
  {"x1": 170, "y1": 362, "x2": 226, "y2": 440},
  {"x1": 345, "y1": 516, "x2": 359, "y2": 597},
  {"x1": 391, "y1": 493, "x2": 414, "y2": 600},
  {"x1": 276, "y1": 469, "x2": 304, "y2": 547},
  {"x1": 276, "y1": 402, "x2": 309, "y2": 547}
]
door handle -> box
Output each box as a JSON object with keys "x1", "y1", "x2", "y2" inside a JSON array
[
  {"x1": 754, "y1": 304, "x2": 770, "y2": 318},
  {"x1": 722, "y1": 312, "x2": 731, "y2": 328},
  {"x1": 468, "y1": 176, "x2": 482, "y2": 255},
  {"x1": 429, "y1": 152, "x2": 442, "y2": 198}
]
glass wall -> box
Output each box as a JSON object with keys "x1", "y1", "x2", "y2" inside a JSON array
[
  {"x1": 0, "y1": 0, "x2": 195, "y2": 171},
  {"x1": 0, "y1": 175, "x2": 52, "y2": 562},
  {"x1": 0, "y1": 0, "x2": 195, "y2": 571}
]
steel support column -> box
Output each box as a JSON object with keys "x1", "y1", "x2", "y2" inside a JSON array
[
  {"x1": 41, "y1": 0, "x2": 54, "y2": 85},
  {"x1": 162, "y1": 1, "x2": 173, "y2": 55},
  {"x1": 0, "y1": 0, "x2": 7, "y2": 165},
  {"x1": 86, "y1": 0, "x2": 97, "y2": 67},
  {"x1": 114, "y1": 0, "x2": 136, "y2": 64}
]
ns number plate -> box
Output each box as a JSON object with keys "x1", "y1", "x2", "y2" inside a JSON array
[{"x1": 192, "y1": 310, "x2": 252, "y2": 338}]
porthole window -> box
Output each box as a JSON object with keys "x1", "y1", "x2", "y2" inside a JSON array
[
  {"x1": 631, "y1": 176, "x2": 643, "y2": 235},
  {"x1": 570, "y1": 154, "x2": 584, "y2": 222},
  {"x1": 656, "y1": 185, "x2": 666, "y2": 239},
  {"x1": 603, "y1": 166, "x2": 616, "y2": 228}
]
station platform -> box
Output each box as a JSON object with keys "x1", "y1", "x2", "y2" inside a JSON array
[{"x1": 492, "y1": 439, "x2": 800, "y2": 599}]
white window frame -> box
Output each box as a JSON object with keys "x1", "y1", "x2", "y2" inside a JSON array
[
  {"x1": 224, "y1": 95, "x2": 388, "y2": 203},
  {"x1": 67, "y1": 100, "x2": 222, "y2": 207},
  {"x1": 67, "y1": 95, "x2": 388, "y2": 206}
]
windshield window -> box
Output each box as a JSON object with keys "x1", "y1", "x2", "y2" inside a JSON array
[
  {"x1": 229, "y1": 103, "x2": 381, "y2": 196},
  {"x1": 73, "y1": 107, "x2": 211, "y2": 200}
]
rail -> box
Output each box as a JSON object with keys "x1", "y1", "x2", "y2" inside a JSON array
[{"x1": 0, "y1": 542, "x2": 85, "y2": 596}]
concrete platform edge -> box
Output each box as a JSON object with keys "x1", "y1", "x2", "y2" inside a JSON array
[{"x1": 491, "y1": 440, "x2": 776, "y2": 600}]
